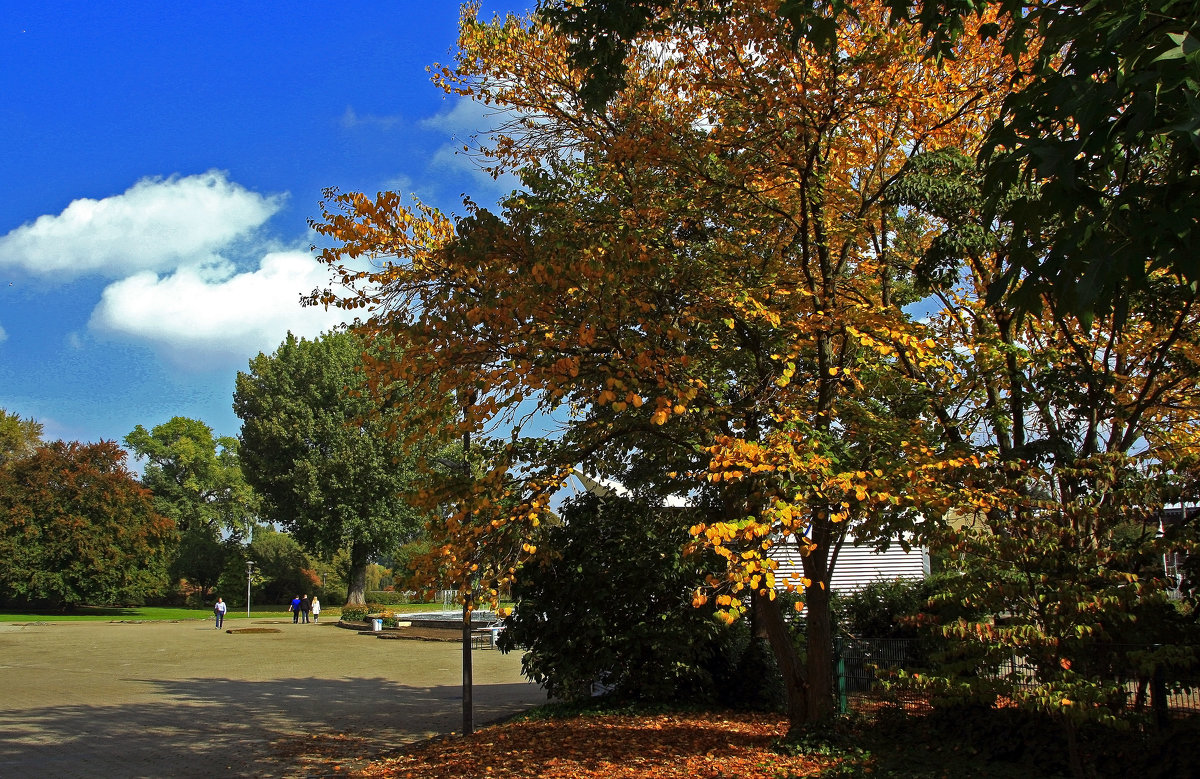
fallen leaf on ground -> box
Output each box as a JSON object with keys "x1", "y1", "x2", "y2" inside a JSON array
[{"x1": 344, "y1": 711, "x2": 832, "y2": 779}]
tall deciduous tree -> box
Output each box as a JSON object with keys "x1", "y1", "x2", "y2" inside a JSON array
[
  {"x1": 124, "y1": 416, "x2": 257, "y2": 538},
  {"x1": 308, "y1": 0, "x2": 1012, "y2": 727},
  {"x1": 889, "y1": 149, "x2": 1200, "y2": 741},
  {"x1": 124, "y1": 417, "x2": 258, "y2": 602},
  {"x1": 233, "y1": 329, "x2": 442, "y2": 606},
  {"x1": 0, "y1": 440, "x2": 175, "y2": 608},
  {"x1": 541, "y1": 0, "x2": 1200, "y2": 322}
]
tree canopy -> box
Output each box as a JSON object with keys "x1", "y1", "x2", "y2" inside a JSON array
[
  {"x1": 539, "y1": 0, "x2": 1200, "y2": 322},
  {"x1": 308, "y1": 0, "x2": 1014, "y2": 727},
  {"x1": 0, "y1": 440, "x2": 175, "y2": 608},
  {"x1": 124, "y1": 416, "x2": 257, "y2": 538},
  {"x1": 0, "y1": 408, "x2": 44, "y2": 466},
  {"x1": 233, "y1": 329, "x2": 446, "y2": 605}
]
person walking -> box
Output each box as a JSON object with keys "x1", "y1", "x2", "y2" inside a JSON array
[
  {"x1": 290, "y1": 595, "x2": 302, "y2": 624},
  {"x1": 300, "y1": 593, "x2": 311, "y2": 624},
  {"x1": 213, "y1": 597, "x2": 226, "y2": 629},
  {"x1": 311, "y1": 596, "x2": 321, "y2": 622}
]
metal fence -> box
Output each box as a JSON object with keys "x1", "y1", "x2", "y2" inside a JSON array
[{"x1": 833, "y1": 637, "x2": 1200, "y2": 718}]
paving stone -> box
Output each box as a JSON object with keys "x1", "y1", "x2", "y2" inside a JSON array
[{"x1": 0, "y1": 618, "x2": 544, "y2": 777}]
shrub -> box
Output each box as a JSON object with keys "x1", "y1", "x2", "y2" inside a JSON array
[
  {"x1": 339, "y1": 604, "x2": 369, "y2": 622},
  {"x1": 833, "y1": 576, "x2": 938, "y2": 639},
  {"x1": 363, "y1": 590, "x2": 416, "y2": 606},
  {"x1": 500, "y1": 493, "x2": 759, "y2": 706},
  {"x1": 322, "y1": 586, "x2": 348, "y2": 607},
  {"x1": 710, "y1": 623, "x2": 787, "y2": 712}
]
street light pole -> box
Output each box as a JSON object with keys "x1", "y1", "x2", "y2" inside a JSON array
[
  {"x1": 463, "y1": 591, "x2": 473, "y2": 735},
  {"x1": 459, "y1": 388, "x2": 477, "y2": 736},
  {"x1": 246, "y1": 561, "x2": 254, "y2": 620}
]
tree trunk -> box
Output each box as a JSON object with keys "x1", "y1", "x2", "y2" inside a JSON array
[
  {"x1": 803, "y1": 581, "x2": 836, "y2": 722},
  {"x1": 753, "y1": 591, "x2": 809, "y2": 735},
  {"x1": 345, "y1": 541, "x2": 369, "y2": 605}
]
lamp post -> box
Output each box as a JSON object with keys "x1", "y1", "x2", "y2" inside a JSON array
[
  {"x1": 246, "y1": 561, "x2": 254, "y2": 620},
  {"x1": 459, "y1": 389, "x2": 477, "y2": 736}
]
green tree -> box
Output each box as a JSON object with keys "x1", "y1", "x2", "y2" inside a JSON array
[
  {"x1": 169, "y1": 525, "x2": 234, "y2": 604},
  {"x1": 233, "y1": 329, "x2": 443, "y2": 605},
  {"x1": 124, "y1": 416, "x2": 257, "y2": 538},
  {"x1": 0, "y1": 440, "x2": 175, "y2": 608},
  {"x1": 0, "y1": 408, "x2": 43, "y2": 466},
  {"x1": 247, "y1": 526, "x2": 320, "y2": 605},
  {"x1": 124, "y1": 417, "x2": 258, "y2": 603},
  {"x1": 977, "y1": 0, "x2": 1200, "y2": 321}
]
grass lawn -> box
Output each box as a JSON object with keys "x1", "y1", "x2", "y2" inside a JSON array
[
  {"x1": 0, "y1": 605, "x2": 289, "y2": 622},
  {"x1": 0, "y1": 601, "x2": 468, "y2": 622}
]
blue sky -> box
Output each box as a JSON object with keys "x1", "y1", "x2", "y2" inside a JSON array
[{"x1": 1, "y1": 1, "x2": 532, "y2": 447}]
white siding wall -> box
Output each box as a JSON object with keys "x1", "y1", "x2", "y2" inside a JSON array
[{"x1": 770, "y1": 538, "x2": 928, "y2": 594}]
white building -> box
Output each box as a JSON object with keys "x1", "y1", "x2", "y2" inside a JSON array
[{"x1": 769, "y1": 535, "x2": 929, "y2": 594}]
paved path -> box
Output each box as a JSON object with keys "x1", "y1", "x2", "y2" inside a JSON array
[{"x1": 0, "y1": 618, "x2": 545, "y2": 778}]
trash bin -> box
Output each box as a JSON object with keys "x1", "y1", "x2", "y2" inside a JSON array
[{"x1": 370, "y1": 618, "x2": 382, "y2": 632}]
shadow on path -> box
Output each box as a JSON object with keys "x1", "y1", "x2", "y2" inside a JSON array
[{"x1": 0, "y1": 676, "x2": 539, "y2": 778}]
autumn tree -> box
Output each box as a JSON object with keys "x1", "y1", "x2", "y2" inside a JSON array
[
  {"x1": 541, "y1": 0, "x2": 1200, "y2": 321},
  {"x1": 888, "y1": 149, "x2": 1200, "y2": 746},
  {"x1": 308, "y1": 1, "x2": 1013, "y2": 727},
  {"x1": 0, "y1": 440, "x2": 175, "y2": 608},
  {"x1": 234, "y1": 329, "x2": 447, "y2": 606}
]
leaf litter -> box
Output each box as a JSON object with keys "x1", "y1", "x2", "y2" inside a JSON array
[{"x1": 319, "y1": 711, "x2": 832, "y2": 778}]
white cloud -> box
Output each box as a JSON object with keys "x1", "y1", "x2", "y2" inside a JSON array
[
  {"x1": 89, "y1": 250, "x2": 351, "y2": 369},
  {"x1": 0, "y1": 171, "x2": 283, "y2": 279},
  {"x1": 419, "y1": 97, "x2": 499, "y2": 134},
  {"x1": 3, "y1": 171, "x2": 353, "y2": 369},
  {"x1": 421, "y1": 98, "x2": 523, "y2": 195},
  {"x1": 341, "y1": 106, "x2": 403, "y2": 130},
  {"x1": 380, "y1": 173, "x2": 415, "y2": 193}
]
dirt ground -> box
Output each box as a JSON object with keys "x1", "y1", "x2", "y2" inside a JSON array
[{"x1": 0, "y1": 617, "x2": 545, "y2": 778}]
